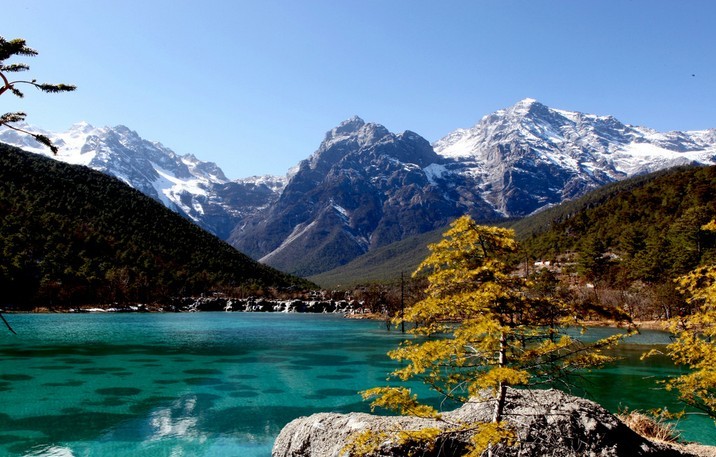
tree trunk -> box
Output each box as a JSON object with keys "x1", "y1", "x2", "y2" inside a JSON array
[
  {"x1": 488, "y1": 332, "x2": 508, "y2": 457},
  {"x1": 492, "y1": 331, "x2": 508, "y2": 423}
]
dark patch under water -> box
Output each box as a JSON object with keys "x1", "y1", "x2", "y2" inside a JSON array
[{"x1": 0, "y1": 313, "x2": 712, "y2": 457}]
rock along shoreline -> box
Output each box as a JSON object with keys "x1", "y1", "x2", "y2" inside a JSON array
[
  {"x1": 2, "y1": 296, "x2": 367, "y2": 315},
  {"x1": 272, "y1": 387, "x2": 712, "y2": 457}
]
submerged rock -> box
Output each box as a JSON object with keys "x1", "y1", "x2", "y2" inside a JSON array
[{"x1": 272, "y1": 388, "x2": 695, "y2": 457}]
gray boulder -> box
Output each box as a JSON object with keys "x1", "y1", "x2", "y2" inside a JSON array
[{"x1": 272, "y1": 388, "x2": 694, "y2": 457}]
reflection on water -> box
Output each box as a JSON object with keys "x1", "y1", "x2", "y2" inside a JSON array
[
  {"x1": 148, "y1": 396, "x2": 202, "y2": 441},
  {"x1": 23, "y1": 445, "x2": 75, "y2": 457},
  {"x1": 0, "y1": 313, "x2": 712, "y2": 456}
]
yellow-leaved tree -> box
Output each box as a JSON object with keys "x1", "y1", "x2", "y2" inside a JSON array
[
  {"x1": 663, "y1": 219, "x2": 716, "y2": 418},
  {"x1": 348, "y1": 215, "x2": 634, "y2": 457}
]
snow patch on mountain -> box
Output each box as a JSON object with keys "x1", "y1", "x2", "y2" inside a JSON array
[
  {"x1": 612, "y1": 142, "x2": 714, "y2": 175},
  {"x1": 259, "y1": 220, "x2": 318, "y2": 264},
  {"x1": 0, "y1": 122, "x2": 285, "y2": 239},
  {"x1": 432, "y1": 128, "x2": 478, "y2": 159},
  {"x1": 150, "y1": 163, "x2": 212, "y2": 219},
  {"x1": 236, "y1": 175, "x2": 289, "y2": 194},
  {"x1": 0, "y1": 122, "x2": 100, "y2": 166},
  {"x1": 423, "y1": 163, "x2": 449, "y2": 185},
  {"x1": 332, "y1": 202, "x2": 350, "y2": 221}
]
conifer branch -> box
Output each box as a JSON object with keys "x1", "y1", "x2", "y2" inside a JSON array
[
  {"x1": 1, "y1": 63, "x2": 30, "y2": 72},
  {"x1": 0, "y1": 36, "x2": 75, "y2": 155},
  {"x1": 0, "y1": 312, "x2": 17, "y2": 335}
]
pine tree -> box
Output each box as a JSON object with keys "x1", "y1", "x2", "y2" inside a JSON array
[
  {"x1": 349, "y1": 215, "x2": 634, "y2": 456},
  {"x1": 577, "y1": 233, "x2": 611, "y2": 283},
  {"x1": 0, "y1": 36, "x2": 76, "y2": 153}
]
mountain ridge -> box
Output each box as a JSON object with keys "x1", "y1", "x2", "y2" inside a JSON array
[
  {"x1": 227, "y1": 117, "x2": 483, "y2": 276},
  {"x1": 433, "y1": 98, "x2": 716, "y2": 216},
  {"x1": 0, "y1": 121, "x2": 286, "y2": 240},
  {"x1": 2, "y1": 99, "x2": 715, "y2": 276}
]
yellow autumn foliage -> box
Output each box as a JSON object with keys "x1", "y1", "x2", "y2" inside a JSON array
[
  {"x1": 471, "y1": 367, "x2": 531, "y2": 396},
  {"x1": 349, "y1": 215, "x2": 633, "y2": 456},
  {"x1": 341, "y1": 429, "x2": 389, "y2": 457},
  {"x1": 664, "y1": 221, "x2": 716, "y2": 418},
  {"x1": 361, "y1": 386, "x2": 440, "y2": 418},
  {"x1": 466, "y1": 422, "x2": 516, "y2": 457}
]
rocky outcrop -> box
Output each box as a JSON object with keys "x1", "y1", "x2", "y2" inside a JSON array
[{"x1": 272, "y1": 388, "x2": 695, "y2": 457}]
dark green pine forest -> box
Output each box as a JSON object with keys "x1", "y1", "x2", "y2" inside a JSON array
[
  {"x1": 518, "y1": 165, "x2": 716, "y2": 286},
  {"x1": 0, "y1": 144, "x2": 314, "y2": 307}
]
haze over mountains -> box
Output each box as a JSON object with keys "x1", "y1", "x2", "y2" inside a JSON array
[{"x1": 2, "y1": 99, "x2": 715, "y2": 276}]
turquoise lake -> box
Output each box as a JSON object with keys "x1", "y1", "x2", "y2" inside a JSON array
[{"x1": 0, "y1": 313, "x2": 714, "y2": 456}]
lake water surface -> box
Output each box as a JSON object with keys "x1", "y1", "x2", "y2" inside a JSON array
[{"x1": 0, "y1": 313, "x2": 713, "y2": 456}]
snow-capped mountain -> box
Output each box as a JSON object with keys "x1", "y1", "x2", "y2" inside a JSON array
[
  {"x1": 2, "y1": 99, "x2": 715, "y2": 276},
  {"x1": 434, "y1": 98, "x2": 716, "y2": 216},
  {"x1": 0, "y1": 123, "x2": 285, "y2": 239},
  {"x1": 228, "y1": 116, "x2": 498, "y2": 276}
]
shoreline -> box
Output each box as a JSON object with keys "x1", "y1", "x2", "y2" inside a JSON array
[
  {"x1": 344, "y1": 312, "x2": 670, "y2": 331},
  {"x1": 1, "y1": 305, "x2": 671, "y2": 331},
  {"x1": 0, "y1": 297, "x2": 366, "y2": 315}
]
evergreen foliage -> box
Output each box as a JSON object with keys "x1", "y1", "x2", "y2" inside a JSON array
[
  {"x1": 0, "y1": 36, "x2": 76, "y2": 153},
  {"x1": 0, "y1": 145, "x2": 313, "y2": 307},
  {"x1": 519, "y1": 166, "x2": 716, "y2": 285}
]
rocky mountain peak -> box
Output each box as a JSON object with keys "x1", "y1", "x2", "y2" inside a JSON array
[
  {"x1": 309, "y1": 118, "x2": 396, "y2": 172},
  {"x1": 324, "y1": 117, "x2": 391, "y2": 145},
  {"x1": 398, "y1": 130, "x2": 426, "y2": 142},
  {"x1": 323, "y1": 116, "x2": 366, "y2": 141},
  {"x1": 433, "y1": 99, "x2": 716, "y2": 217},
  {"x1": 508, "y1": 97, "x2": 545, "y2": 115},
  {"x1": 68, "y1": 121, "x2": 96, "y2": 134},
  {"x1": 111, "y1": 124, "x2": 138, "y2": 138},
  {"x1": 356, "y1": 122, "x2": 392, "y2": 146},
  {"x1": 494, "y1": 98, "x2": 570, "y2": 135},
  {"x1": 230, "y1": 117, "x2": 475, "y2": 275}
]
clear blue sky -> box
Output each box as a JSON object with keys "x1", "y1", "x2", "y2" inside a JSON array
[{"x1": 3, "y1": 0, "x2": 715, "y2": 179}]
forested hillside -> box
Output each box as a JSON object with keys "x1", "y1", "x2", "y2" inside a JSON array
[
  {"x1": 520, "y1": 165, "x2": 716, "y2": 286},
  {"x1": 0, "y1": 144, "x2": 313, "y2": 307}
]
